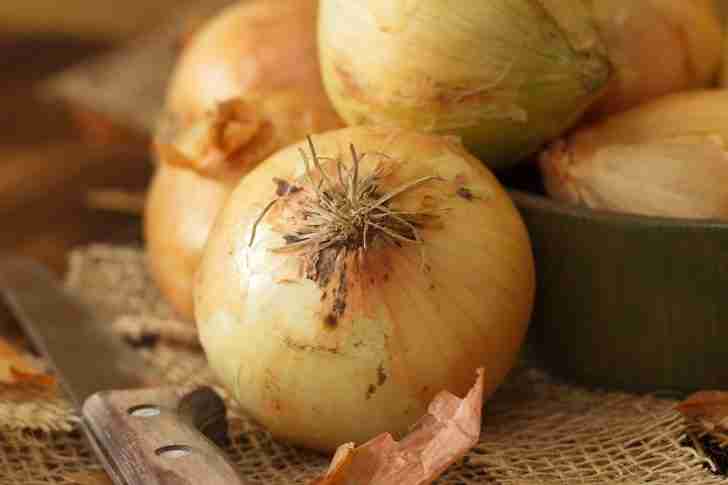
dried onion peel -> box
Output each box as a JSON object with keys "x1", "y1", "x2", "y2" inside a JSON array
[{"x1": 195, "y1": 126, "x2": 535, "y2": 452}]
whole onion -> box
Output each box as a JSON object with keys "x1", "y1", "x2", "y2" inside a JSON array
[
  {"x1": 165, "y1": 0, "x2": 333, "y2": 122},
  {"x1": 145, "y1": 0, "x2": 343, "y2": 319},
  {"x1": 318, "y1": 0, "x2": 611, "y2": 168},
  {"x1": 195, "y1": 126, "x2": 535, "y2": 451},
  {"x1": 540, "y1": 90, "x2": 728, "y2": 219},
  {"x1": 586, "y1": 0, "x2": 723, "y2": 117}
]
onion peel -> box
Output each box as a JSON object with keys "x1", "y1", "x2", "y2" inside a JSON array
[
  {"x1": 0, "y1": 338, "x2": 55, "y2": 388},
  {"x1": 312, "y1": 368, "x2": 484, "y2": 485}
]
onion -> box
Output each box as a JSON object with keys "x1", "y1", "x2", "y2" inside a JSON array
[
  {"x1": 318, "y1": 0, "x2": 611, "y2": 169},
  {"x1": 194, "y1": 126, "x2": 535, "y2": 451},
  {"x1": 540, "y1": 90, "x2": 728, "y2": 219},
  {"x1": 145, "y1": 0, "x2": 343, "y2": 319},
  {"x1": 165, "y1": 0, "x2": 334, "y2": 122},
  {"x1": 586, "y1": 0, "x2": 723, "y2": 117}
]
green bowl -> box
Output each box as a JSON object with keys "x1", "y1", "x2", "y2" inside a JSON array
[{"x1": 510, "y1": 189, "x2": 728, "y2": 394}]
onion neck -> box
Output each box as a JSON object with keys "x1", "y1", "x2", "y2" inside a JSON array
[{"x1": 250, "y1": 137, "x2": 444, "y2": 263}]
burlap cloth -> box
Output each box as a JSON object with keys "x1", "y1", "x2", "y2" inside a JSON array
[{"x1": 0, "y1": 244, "x2": 722, "y2": 484}]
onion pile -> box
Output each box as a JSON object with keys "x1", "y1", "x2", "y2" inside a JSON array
[
  {"x1": 145, "y1": 0, "x2": 343, "y2": 319},
  {"x1": 145, "y1": 0, "x2": 725, "y2": 458},
  {"x1": 537, "y1": 1, "x2": 727, "y2": 219},
  {"x1": 194, "y1": 126, "x2": 535, "y2": 451}
]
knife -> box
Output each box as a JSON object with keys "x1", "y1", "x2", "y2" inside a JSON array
[{"x1": 0, "y1": 257, "x2": 247, "y2": 485}]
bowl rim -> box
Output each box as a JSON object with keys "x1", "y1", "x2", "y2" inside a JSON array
[{"x1": 508, "y1": 189, "x2": 728, "y2": 230}]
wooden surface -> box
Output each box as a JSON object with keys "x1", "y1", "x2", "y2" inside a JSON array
[
  {"x1": 0, "y1": 35, "x2": 152, "y2": 274},
  {"x1": 83, "y1": 386, "x2": 246, "y2": 485}
]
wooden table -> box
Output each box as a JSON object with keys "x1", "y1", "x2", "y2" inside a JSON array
[{"x1": 0, "y1": 35, "x2": 152, "y2": 274}]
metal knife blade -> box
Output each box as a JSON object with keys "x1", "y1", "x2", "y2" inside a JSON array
[
  {"x1": 0, "y1": 256, "x2": 247, "y2": 485},
  {"x1": 0, "y1": 257, "x2": 154, "y2": 406}
]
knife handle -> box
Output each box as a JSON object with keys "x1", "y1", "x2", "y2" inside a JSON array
[{"x1": 82, "y1": 386, "x2": 248, "y2": 485}]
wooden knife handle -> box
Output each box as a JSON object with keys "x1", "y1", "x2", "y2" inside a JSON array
[{"x1": 82, "y1": 386, "x2": 248, "y2": 485}]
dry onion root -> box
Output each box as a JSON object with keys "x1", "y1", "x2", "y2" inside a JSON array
[
  {"x1": 144, "y1": 0, "x2": 343, "y2": 320},
  {"x1": 195, "y1": 126, "x2": 535, "y2": 452},
  {"x1": 540, "y1": 90, "x2": 728, "y2": 219},
  {"x1": 585, "y1": 0, "x2": 724, "y2": 117},
  {"x1": 318, "y1": 0, "x2": 611, "y2": 169}
]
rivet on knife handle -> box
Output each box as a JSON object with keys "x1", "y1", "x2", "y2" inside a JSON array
[{"x1": 82, "y1": 386, "x2": 247, "y2": 485}]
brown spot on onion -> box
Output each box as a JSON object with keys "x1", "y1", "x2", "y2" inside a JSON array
[
  {"x1": 284, "y1": 337, "x2": 340, "y2": 355},
  {"x1": 377, "y1": 364, "x2": 387, "y2": 386},
  {"x1": 307, "y1": 248, "x2": 339, "y2": 289},
  {"x1": 324, "y1": 314, "x2": 338, "y2": 329},
  {"x1": 334, "y1": 62, "x2": 367, "y2": 105},
  {"x1": 273, "y1": 177, "x2": 303, "y2": 197},
  {"x1": 273, "y1": 177, "x2": 291, "y2": 196},
  {"x1": 331, "y1": 264, "x2": 348, "y2": 319},
  {"x1": 456, "y1": 187, "x2": 475, "y2": 201}
]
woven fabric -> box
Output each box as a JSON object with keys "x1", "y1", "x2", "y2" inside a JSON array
[{"x1": 0, "y1": 244, "x2": 722, "y2": 484}]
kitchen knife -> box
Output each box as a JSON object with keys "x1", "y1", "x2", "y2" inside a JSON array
[{"x1": 0, "y1": 256, "x2": 247, "y2": 485}]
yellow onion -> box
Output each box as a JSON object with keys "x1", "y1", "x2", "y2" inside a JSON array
[
  {"x1": 541, "y1": 90, "x2": 728, "y2": 219},
  {"x1": 318, "y1": 0, "x2": 611, "y2": 168},
  {"x1": 195, "y1": 126, "x2": 535, "y2": 451},
  {"x1": 145, "y1": 0, "x2": 343, "y2": 319},
  {"x1": 586, "y1": 0, "x2": 723, "y2": 117},
  {"x1": 165, "y1": 0, "x2": 333, "y2": 122}
]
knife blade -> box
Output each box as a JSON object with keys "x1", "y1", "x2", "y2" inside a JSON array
[{"x1": 0, "y1": 256, "x2": 247, "y2": 485}]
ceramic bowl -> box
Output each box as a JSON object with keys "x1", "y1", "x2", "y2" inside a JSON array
[{"x1": 510, "y1": 189, "x2": 728, "y2": 393}]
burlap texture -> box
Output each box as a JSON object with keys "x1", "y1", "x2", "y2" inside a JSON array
[{"x1": 0, "y1": 244, "x2": 723, "y2": 484}]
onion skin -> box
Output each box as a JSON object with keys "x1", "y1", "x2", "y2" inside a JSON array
[
  {"x1": 586, "y1": 0, "x2": 723, "y2": 117},
  {"x1": 318, "y1": 0, "x2": 611, "y2": 169},
  {"x1": 540, "y1": 90, "x2": 728, "y2": 219},
  {"x1": 195, "y1": 126, "x2": 535, "y2": 451},
  {"x1": 145, "y1": 0, "x2": 343, "y2": 320},
  {"x1": 145, "y1": 165, "x2": 232, "y2": 318},
  {"x1": 166, "y1": 0, "x2": 332, "y2": 122}
]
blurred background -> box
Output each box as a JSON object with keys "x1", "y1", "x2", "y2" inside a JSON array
[
  {"x1": 0, "y1": 1, "x2": 190, "y2": 274},
  {"x1": 2, "y1": 0, "x2": 180, "y2": 39},
  {"x1": 1, "y1": 1, "x2": 728, "y2": 276}
]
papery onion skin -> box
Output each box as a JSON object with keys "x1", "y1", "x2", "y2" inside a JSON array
[
  {"x1": 541, "y1": 90, "x2": 728, "y2": 219},
  {"x1": 145, "y1": 164, "x2": 232, "y2": 318},
  {"x1": 318, "y1": 0, "x2": 611, "y2": 169},
  {"x1": 586, "y1": 0, "x2": 723, "y2": 117},
  {"x1": 166, "y1": 0, "x2": 333, "y2": 123},
  {"x1": 195, "y1": 126, "x2": 535, "y2": 452},
  {"x1": 145, "y1": 0, "x2": 343, "y2": 319}
]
